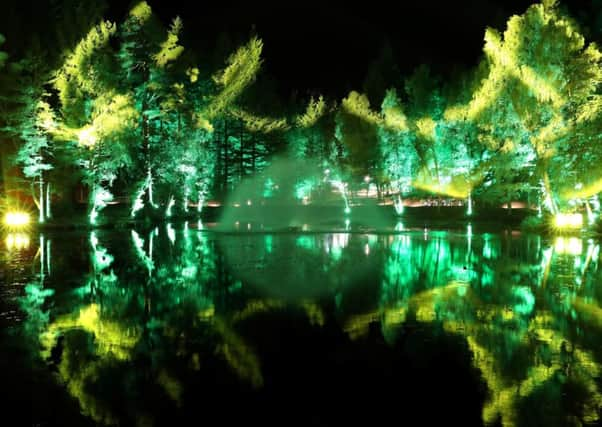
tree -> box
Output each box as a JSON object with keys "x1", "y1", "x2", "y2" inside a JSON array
[
  {"x1": 1, "y1": 53, "x2": 56, "y2": 222},
  {"x1": 445, "y1": 1, "x2": 602, "y2": 213},
  {"x1": 378, "y1": 89, "x2": 418, "y2": 209},
  {"x1": 338, "y1": 91, "x2": 382, "y2": 183},
  {"x1": 15, "y1": 98, "x2": 55, "y2": 222}
]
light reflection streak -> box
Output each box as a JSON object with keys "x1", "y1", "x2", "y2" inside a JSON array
[{"x1": 5, "y1": 233, "x2": 30, "y2": 250}]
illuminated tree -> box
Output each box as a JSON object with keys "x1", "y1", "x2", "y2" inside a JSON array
[
  {"x1": 377, "y1": 89, "x2": 417, "y2": 205},
  {"x1": 117, "y1": 3, "x2": 181, "y2": 215},
  {"x1": 447, "y1": 1, "x2": 602, "y2": 212},
  {"x1": 51, "y1": 19, "x2": 128, "y2": 223},
  {"x1": 15, "y1": 99, "x2": 56, "y2": 222},
  {"x1": 337, "y1": 91, "x2": 381, "y2": 185},
  {"x1": 287, "y1": 96, "x2": 336, "y2": 167},
  {"x1": 1, "y1": 53, "x2": 56, "y2": 222}
]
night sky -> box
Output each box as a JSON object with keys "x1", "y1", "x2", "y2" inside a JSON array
[
  {"x1": 3, "y1": 0, "x2": 600, "y2": 99},
  {"x1": 140, "y1": 0, "x2": 538, "y2": 97},
  {"x1": 134, "y1": 0, "x2": 599, "y2": 98}
]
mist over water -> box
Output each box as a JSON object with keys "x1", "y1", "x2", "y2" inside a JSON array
[{"x1": 217, "y1": 156, "x2": 392, "y2": 232}]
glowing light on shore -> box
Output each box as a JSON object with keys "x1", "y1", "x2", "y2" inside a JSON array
[
  {"x1": 553, "y1": 213, "x2": 582, "y2": 230},
  {"x1": 4, "y1": 212, "x2": 30, "y2": 228}
]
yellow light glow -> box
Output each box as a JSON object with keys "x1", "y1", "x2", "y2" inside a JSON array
[
  {"x1": 4, "y1": 211, "x2": 31, "y2": 228},
  {"x1": 561, "y1": 178, "x2": 602, "y2": 200},
  {"x1": 77, "y1": 126, "x2": 97, "y2": 147},
  {"x1": 5, "y1": 233, "x2": 30, "y2": 250},
  {"x1": 554, "y1": 237, "x2": 582, "y2": 255},
  {"x1": 553, "y1": 213, "x2": 583, "y2": 230},
  {"x1": 412, "y1": 178, "x2": 471, "y2": 198}
]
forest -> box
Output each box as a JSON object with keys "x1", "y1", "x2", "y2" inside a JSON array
[{"x1": 1, "y1": 0, "x2": 601, "y2": 226}]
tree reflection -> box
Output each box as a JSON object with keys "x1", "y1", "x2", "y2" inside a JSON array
[
  {"x1": 15, "y1": 227, "x2": 602, "y2": 426},
  {"x1": 347, "y1": 231, "x2": 602, "y2": 426}
]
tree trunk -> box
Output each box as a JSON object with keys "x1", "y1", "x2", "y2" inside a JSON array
[
  {"x1": 251, "y1": 132, "x2": 256, "y2": 173},
  {"x1": 39, "y1": 176, "x2": 45, "y2": 223},
  {"x1": 223, "y1": 118, "x2": 229, "y2": 194},
  {"x1": 214, "y1": 121, "x2": 223, "y2": 196},
  {"x1": 45, "y1": 182, "x2": 51, "y2": 220},
  {"x1": 142, "y1": 108, "x2": 154, "y2": 208},
  {"x1": 542, "y1": 171, "x2": 557, "y2": 214},
  {"x1": 239, "y1": 120, "x2": 244, "y2": 181}
]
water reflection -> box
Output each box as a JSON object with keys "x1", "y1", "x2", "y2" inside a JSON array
[
  {"x1": 5, "y1": 232, "x2": 30, "y2": 250},
  {"x1": 5, "y1": 227, "x2": 602, "y2": 426}
]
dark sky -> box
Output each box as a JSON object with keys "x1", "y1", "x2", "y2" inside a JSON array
[
  {"x1": 3, "y1": 0, "x2": 598, "y2": 100},
  {"x1": 140, "y1": 0, "x2": 537, "y2": 97},
  {"x1": 130, "y1": 0, "x2": 596, "y2": 99}
]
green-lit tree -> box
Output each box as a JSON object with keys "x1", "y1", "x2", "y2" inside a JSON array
[
  {"x1": 446, "y1": 0, "x2": 602, "y2": 213},
  {"x1": 378, "y1": 89, "x2": 416, "y2": 209},
  {"x1": 1, "y1": 53, "x2": 56, "y2": 222},
  {"x1": 337, "y1": 91, "x2": 381, "y2": 187}
]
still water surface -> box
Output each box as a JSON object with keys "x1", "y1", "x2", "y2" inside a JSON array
[{"x1": 2, "y1": 223, "x2": 602, "y2": 426}]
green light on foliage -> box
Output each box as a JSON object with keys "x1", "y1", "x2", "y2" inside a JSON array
[
  {"x1": 131, "y1": 197, "x2": 144, "y2": 218},
  {"x1": 167, "y1": 223, "x2": 175, "y2": 245},
  {"x1": 295, "y1": 180, "x2": 314, "y2": 201},
  {"x1": 90, "y1": 187, "x2": 113, "y2": 225},
  {"x1": 263, "y1": 178, "x2": 275, "y2": 198},
  {"x1": 512, "y1": 286, "x2": 535, "y2": 315},
  {"x1": 166, "y1": 196, "x2": 175, "y2": 218}
]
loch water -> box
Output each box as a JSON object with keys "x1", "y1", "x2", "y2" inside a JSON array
[{"x1": 1, "y1": 222, "x2": 602, "y2": 426}]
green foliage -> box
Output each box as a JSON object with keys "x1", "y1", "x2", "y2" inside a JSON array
[
  {"x1": 153, "y1": 17, "x2": 184, "y2": 68},
  {"x1": 54, "y1": 21, "x2": 116, "y2": 125},
  {"x1": 3, "y1": 0, "x2": 602, "y2": 223},
  {"x1": 16, "y1": 100, "x2": 55, "y2": 179},
  {"x1": 295, "y1": 96, "x2": 327, "y2": 128},
  {"x1": 203, "y1": 37, "x2": 263, "y2": 122}
]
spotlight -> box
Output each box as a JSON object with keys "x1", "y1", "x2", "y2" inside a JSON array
[
  {"x1": 553, "y1": 213, "x2": 582, "y2": 230},
  {"x1": 4, "y1": 211, "x2": 31, "y2": 228}
]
